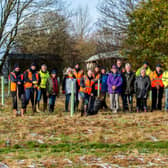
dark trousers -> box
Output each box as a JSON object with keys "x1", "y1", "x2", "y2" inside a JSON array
[
  {"x1": 11, "y1": 91, "x2": 26, "y2": 110},
  {"x1": 84, "y1": 94, "x2": 95, "y2": 115},
  {"x1": 101, "y1": 92, "x2": 108, "y2": 109},
  {"x1": 136, "y1": 98, "x2": 147, "y2": 111},
  {"x1": 152, "y1": 87, "x2": 163, "y2": 110},
  {"x1": 25, "y1": 88, "x2": 38, "y2": 107},
  {"x1": 65, "y1": 93, "x2": 75, "y2": 112},
  {"x1": 123, "y1": 94, "x2": 133, "y2": 110},
  {"x1": 38, "y1": 88, "x2": 48, "y2": 104},
  {"x1": 48, "y1": 95, "x2": 56, "y2": 112}
]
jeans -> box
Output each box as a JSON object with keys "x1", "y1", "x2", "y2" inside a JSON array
[
  {"x1": 122, "y1": 94, "x2": 133, "y2": 110},
  {"x1": 37, "y1": 88, "x2": 48, "y2": 105},
  {"x1": 25, "y1": 88, "x2": 38, "y2": 106},
  {"x1": 110, "y1": 93, "x2": 119, "y2": 112},
  {"x1": 48, "y1": 95, "x2": 56, "y2": 112}
]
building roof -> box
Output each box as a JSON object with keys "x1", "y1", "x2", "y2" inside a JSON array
[{"x1": 85, "y1": 51, "x2": 125, "y2": 63}]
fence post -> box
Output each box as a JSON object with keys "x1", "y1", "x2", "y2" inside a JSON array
[
  {"x1": 97, "y1": 79, "x2": 100, "y2": 97},
  {"x1": 8, "y1": 79, "x2": 10, "y2": 97},
  {"x1": 1, "y1": 76, "x2": 5, "y2": 105},
  {"x1": 70, "y1": 80, "x2": 75, "y2": 117}
]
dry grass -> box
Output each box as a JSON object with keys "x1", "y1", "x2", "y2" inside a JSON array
[{"x1": 0, "y1": 96, "x2": 168, "y2": 168}]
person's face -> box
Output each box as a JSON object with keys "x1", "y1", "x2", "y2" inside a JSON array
[
  {"x1": 125, "y1": 65, "x2": 131, "y2": 72},
  {"x1": 88, "y1": 70, "x2": 92, "y2": 77},
  {"x1": 51, "y1": 74, "x2": 56, "y2": 78},
  {"x1": 112, "y1": 68, "x2": 117, "y2": 74},
  {"x1": 156, "y1": 67, "x2": 161, "y2": 72},
  {"x1": 31, "y1": 66, "x2": 36, "y2": 70},
  {"x1": 95, "y1": 67, "x2": 99, "y2": 73},
  {"x1": 143, "y1": 64, "x2": 148, "y2": 69},
  {"x1": 141, "y1": 70, "x2": 146, "y2": 77},
  {"x1": 101, "y1": 69, "x2": 106, "y2": 74},
  {"x1": 117, "y1": 61, "x2": 122, "y2": 67},
  {"x1": 41, "y1": 65, "x2": 47, "y2": 72},
  {"x1": 15, "y1": 67, "x2": 20, "y2": 72},
  {"x1": 68, "y1": 70, "x2": 72, "y2": 74},
  {"x1": 75, "y1": 64, "x2": 79, "y2": 69}
]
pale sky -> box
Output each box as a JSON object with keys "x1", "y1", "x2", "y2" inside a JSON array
[{"x1": 68, "y1": 0, "x2": 100, "y2": 23}]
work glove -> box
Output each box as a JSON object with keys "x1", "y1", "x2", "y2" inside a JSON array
[{"x1": 33, "y1": 81, "x2": 38, "y2": 85}]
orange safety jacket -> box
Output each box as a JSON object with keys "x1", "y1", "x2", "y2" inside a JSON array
[
  {"x1": 93, "y1": 73, "x2": 101, "y2": 91},
  {"x1": 24, "y1": 69, "x2": 39, "y2": 88},
  {"x1": 150, "y1": 71, "x2": 164, "y2": 88},
  {"x1": 9, "y1": 72, "x2": 24, "y2": 92},
  {"x1": 73, "y1": 69, "x2": 83, "y2": 86},
  {"x1": 80, "y1": 75, "x2": 95, "y2": 95}
]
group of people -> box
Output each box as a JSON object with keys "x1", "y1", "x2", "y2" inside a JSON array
[
  {"x1": 62, "y1": 60, "x2": 167, "y2": 116},
  {"x1": 9, "y1": 63, "x2": 59, "y2": 117},
  {"x1": 9, "y1": 59, "x2": 168, "y2": 117}
]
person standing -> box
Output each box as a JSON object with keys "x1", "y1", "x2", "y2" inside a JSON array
[
  {"x1": 150, "y1": 64, "x2": 164, "y2": 111},
  {"x1": 93, "y1": 65, "x2": 101, "y2": 97},
  {"x1": 136, "y1": 61, "x2": 152, "y2": 76},
  {"x1": 62, "y1": 68, "x2": 77, "y2": 112},
  {"x1": 73, "y1": 63, "x2": 84, "y2": 110},
  {"x1": 107, "y1": 65, "x2": 123, "y2": 113},
  {"x1": 24, "y1": 63, "x2": 40, "y2": 113},
  {"x1": 116, "y1": 59, "x2": 125, "y2": 73},
  {"x1": 38, "y1": 64, "x2": 50, "y2": 112},
  {"x1": 9, "y1": 64, "x2": 26, "y2": 117},
  {"x1": 100, "y1": 67, "x2": 108, "y2": 109},
  {"x1": 134, "y1": 69, "x2": 151, "y2": 112},
  {"x1": 46, "y1": 70, "x2": 59, "y2": 112},
  {"x1": 122, "y1": 63, "x2": 136, "y2": 112},
  {"x1": 80, "y1": 70, "x2": 95, "y2": 116}
]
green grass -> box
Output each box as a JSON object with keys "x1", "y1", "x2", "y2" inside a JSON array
[{"x1": 1, "y1": 141, "x2": 168, "y2": 156}]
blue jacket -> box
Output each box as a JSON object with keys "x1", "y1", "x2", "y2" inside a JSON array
[{"x1": 100, "y1": 73, "x2": 108, "y2": 93}]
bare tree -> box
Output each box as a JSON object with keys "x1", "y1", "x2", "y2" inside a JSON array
[
  {"x1": 0, "y1": 0, "x2": 64, "y2": 73},
  {"x1": 96, "y1": 0, "x2": 140, "y2": 51},
  {"x1": 71, "y1": 6, "x2": 92, "y2": 40}
]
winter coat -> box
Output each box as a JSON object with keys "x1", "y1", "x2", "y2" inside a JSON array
[
  {"x1": 62, "y1": 75, "x2": 77, "y2": 94},
  {"x1": 122, "y1": 71, "x2": 136, "y2": 95},
  {"x1": 134, "y1": 75, "x2": 151, "y2": 98},
  {"x1": 46, "y1": 77, "x2": 59, "y2": 95},
  {"x1": 100, "y1": 73, "x2": 108, "y2": 93},
  {"x1": 136, "y1": 66, "x2": 152, "y2": 77},
  {"x1": 107, "y1": 73, "x2": 123, "y2": 94}
]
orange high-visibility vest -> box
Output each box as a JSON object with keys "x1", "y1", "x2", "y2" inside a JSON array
[
  {"x1": 9, "y1": 72, "x2": 23, "y2": 92},
  {"x1": 73, "y1": 69, "x2": 83, "y2": 86},
  {"x1": 80, "y1": 76, "x2": 95, "y2": 95},
  {"x1": 150, "y1": 71, "x2": 164, "y2": 88},
  {"x1": 24, "y1": 69, "x2": 39, "y2": 88},
  {"x1": 93, "y1": 73, "x2": 101, "y2": 91}
]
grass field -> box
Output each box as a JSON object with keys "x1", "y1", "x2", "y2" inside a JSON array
[{"x1": 0, "y1": 96, "x2": 168, "y2": 168}]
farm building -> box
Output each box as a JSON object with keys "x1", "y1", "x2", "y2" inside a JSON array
[
  {"x1": 85, "y1": 51, "x2": 127, "y2": 70},
  {"x1": 1, "y1": 53, "x2": 63, "y2": 81}
]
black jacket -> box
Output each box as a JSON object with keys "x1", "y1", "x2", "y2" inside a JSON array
[
  {"x1": 134, "y1": 75, "x2": 151, "y2": 98},
  {"x1": 122, "y1": 72, "x2": 136, "y2": 94}
]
